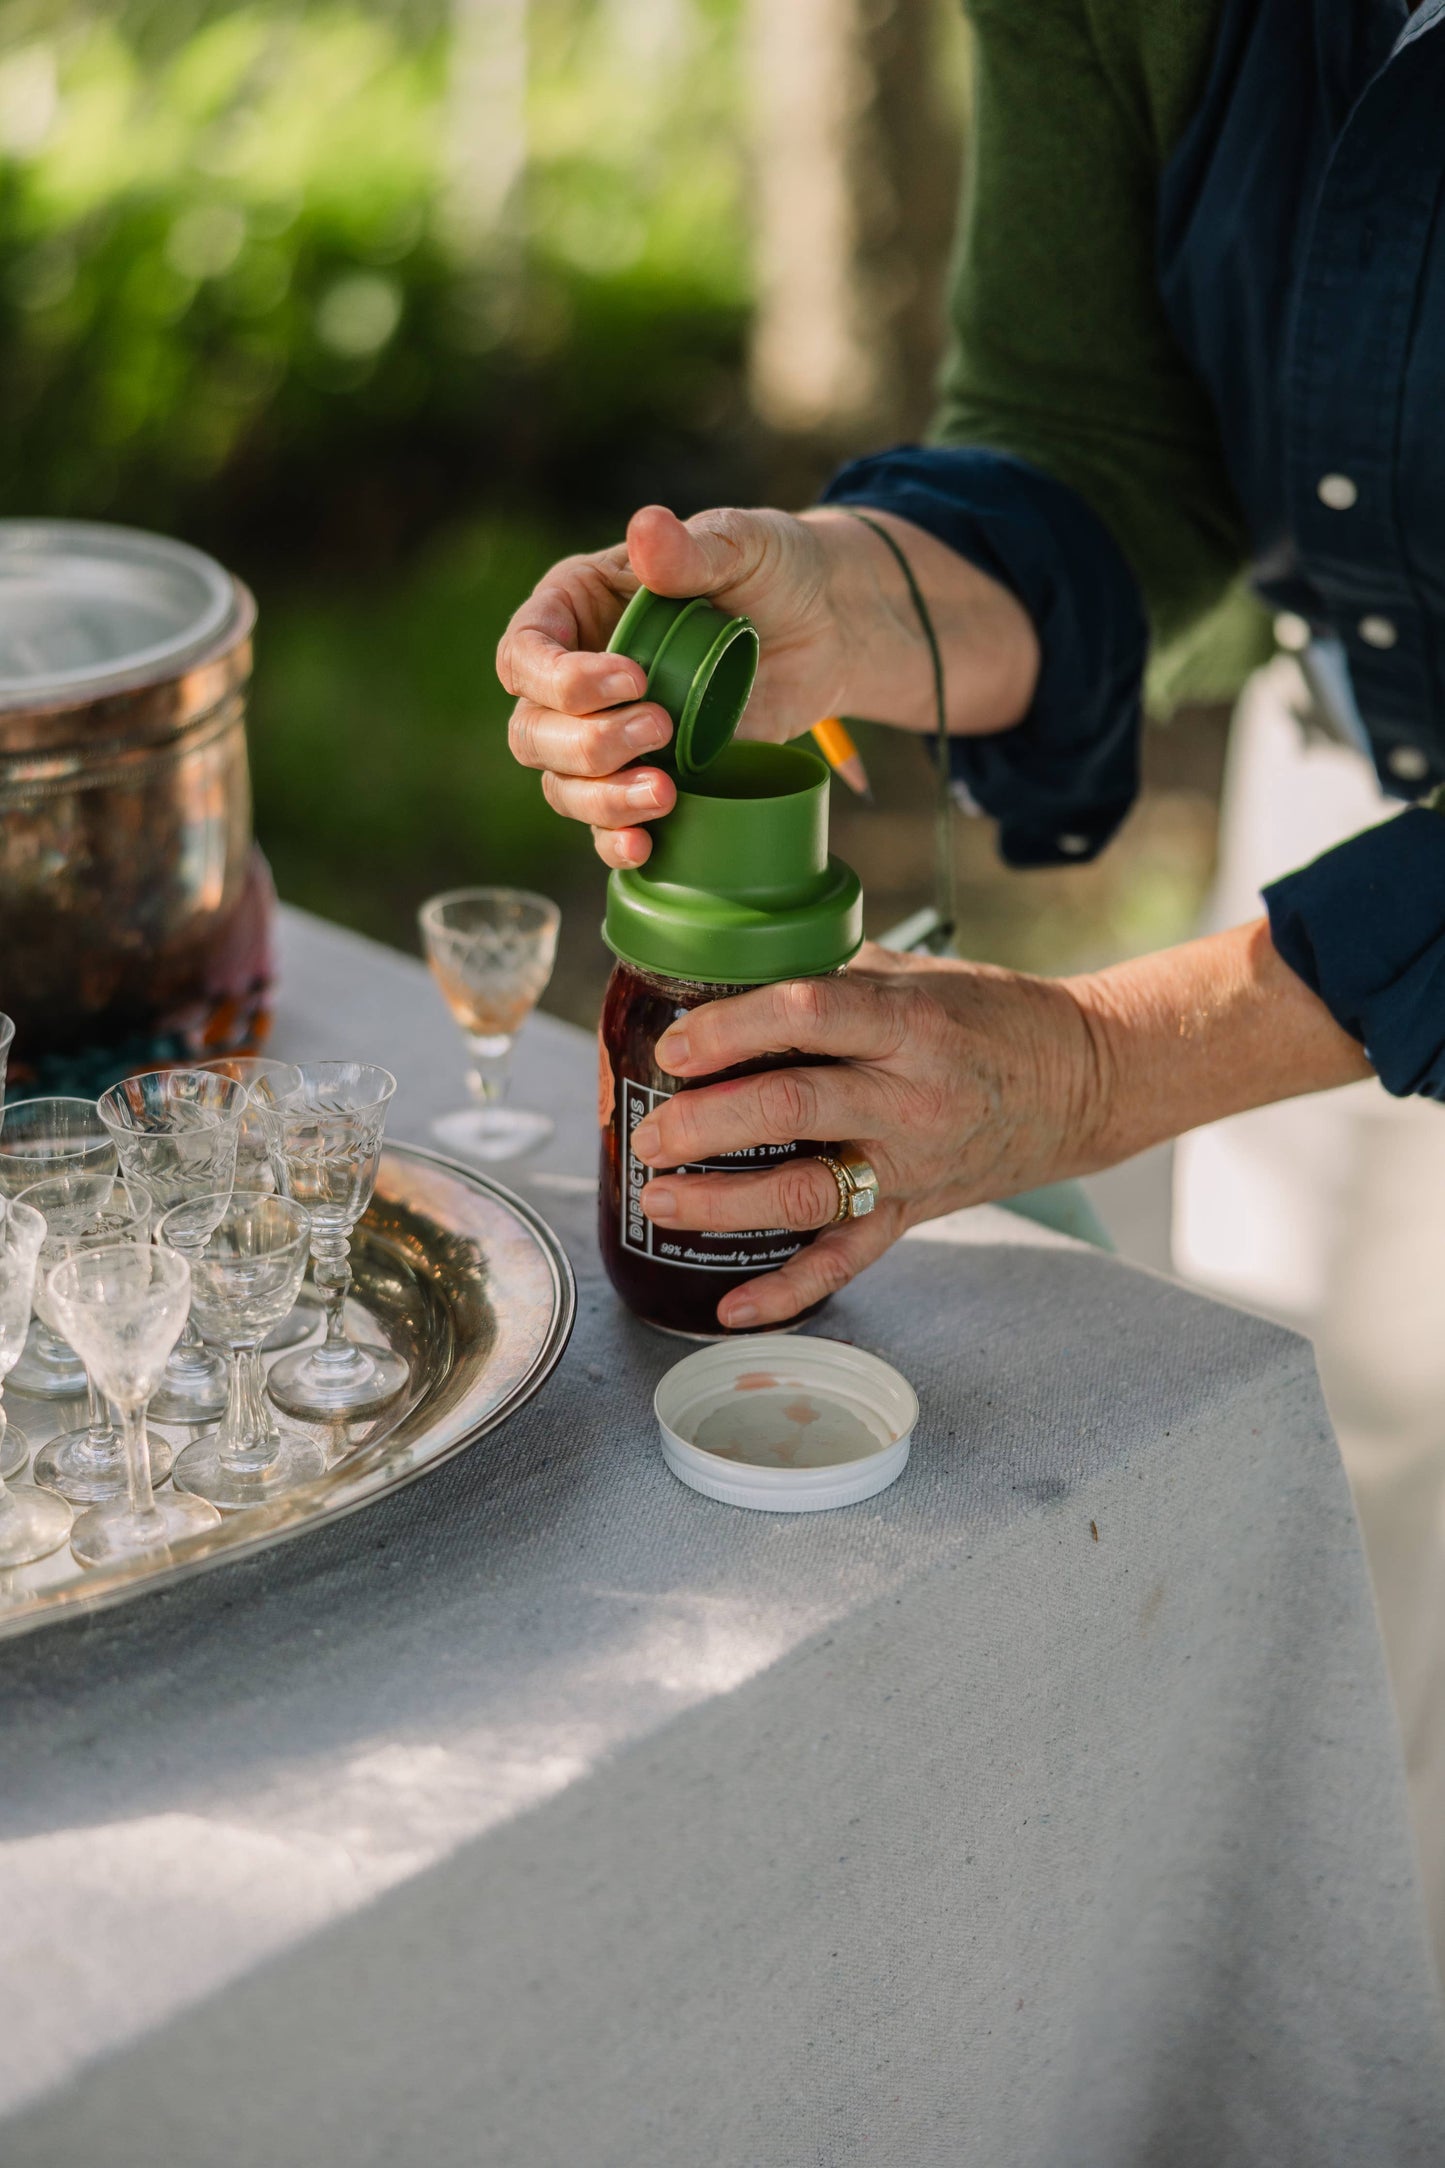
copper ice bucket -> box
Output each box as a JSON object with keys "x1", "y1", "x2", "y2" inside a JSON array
[{"x1": 0, "y1": 521, "x2": 275, "y2": 1096}]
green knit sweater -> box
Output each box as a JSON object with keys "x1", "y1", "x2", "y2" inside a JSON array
[{"x1": 936, "y1": 1, "x2": 1266, "y2": 699}]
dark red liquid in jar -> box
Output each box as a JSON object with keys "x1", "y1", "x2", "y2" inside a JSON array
[{"x1": 598, "y1": 958, "x2": 834, "y2": 1337}]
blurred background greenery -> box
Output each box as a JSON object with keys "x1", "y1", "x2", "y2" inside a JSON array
[{"x1": 0, "y1": 0, "x2": 1231, "y2": 1025}]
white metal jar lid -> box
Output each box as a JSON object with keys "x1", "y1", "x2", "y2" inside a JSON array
[{"x1": 654, "y1": 1335, "x2": 917, "y2": 1512}]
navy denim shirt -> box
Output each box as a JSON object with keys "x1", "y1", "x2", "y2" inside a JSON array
[{"x1": 824, "y1": 0, "x2": 1445, "y2": 1096}]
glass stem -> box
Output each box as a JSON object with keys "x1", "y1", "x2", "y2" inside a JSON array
[
  {"x1": 116, "y1": 1399, "x2": 156, "y2": 1518},
  {"x1": 172, "y1": 1315, "x2": 212, "y2": 1371},
  {"x1": 220, "y1": 1345, "x2": 276, "y2": 1471},
  {"x1": 30, "y1": 1319, "x2": 72, "y2": 1365},
  {"x1": 465, "y1": 1034, "x2": 514, "y2": 1110},
  {"x1": 0, "y1": 1385, "x2": 9, "y2": 1502},
  {"x1": 312, "y1": 1229, "x2": 356, "y2": 1366},
  {"x1": 84, "y1": 1373, "x2": 109, "y2": 1441},
  {"x1": 164, "y1": 1238, "x2": 213, "y2": 1374}
]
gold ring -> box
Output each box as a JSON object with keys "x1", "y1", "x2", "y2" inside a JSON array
[{"x1": 814, "y1": 1146, "x2": 881, "y2": 1225}]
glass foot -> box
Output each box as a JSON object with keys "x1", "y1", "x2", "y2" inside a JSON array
[
  {"x1": 149, "y1": 1346, "x2": 229, "y2": 1425},
  {"x1": 9, "y1": 1321, "x2": 87, "y2": 1399},
  {"x1": 261, "y1": 1290, "x2": 321, "y2": 1354},
  {"x1": 70, "y1": 1491, "x2": 221, "y2": 1569},
  {"x1": 33, "y1": 1424, "x2": 174, "y2": 1506},
  {"x1": 431, "y1": 1105, "x2": 553, "y2": 1164},
  {"x1": 0, "y1": 1485, "x2": 72, "y2": 1567},
  {"x1": 266, "y1": 1337, "x2": 409, "y2": 1421},
  {"x1": 172, "y1": 1429, "x2": 327, "y2": 1511},
  {"x1": 0, "y1": 1420, "x2": 30, "y2": 1482}
]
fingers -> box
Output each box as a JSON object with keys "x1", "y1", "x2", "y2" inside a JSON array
[
  {"x1": 629, "y1": 1065, "x2": 893, "y2": 1168},
  {"x1": 653, "y1": 974, "x2": 910, "y2": 1080},
  {"x1": 626, "y1": 503, "x2": 775, "y2": 606},
  {"x1": 715, "y1": 1207, "x2": 902, "y2": 1330},
  {"x1": 496, "y1": 546, "x2": 647, "y2": 714},
  {"x1": 508, "y1": 697, "x2": 672, "y2": 777},
  {"x1": 541, "y1": 765, "x2": 675, "y2": 833},
  {"x1": 592, "y1": 823, "x2": 654, "y2": 870},
  {"x1": 502, "y1": 629, "x2": 646, "y2": 716},
  {"x1": 641, "y1": 1153, "x2": 842, "y2": 1236}
]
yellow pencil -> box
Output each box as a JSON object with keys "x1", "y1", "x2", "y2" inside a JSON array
[{"x1": 811, "y1": 716, "x2": 874, "y2": 803}]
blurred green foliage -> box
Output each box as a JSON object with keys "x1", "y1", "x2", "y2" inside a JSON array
[
  {"x1": 247, "y1": 513, "x2": 604, "y2": 956},
  {"x1": 0, "y1": 0, "x2": 763, "y2": 995},
  {"x1": 0, "y1": 0, "x2": 754, "y2": 545}
]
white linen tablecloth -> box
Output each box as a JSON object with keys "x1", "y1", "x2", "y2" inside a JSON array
[{"x1": 0, "y1": 906, "x2": 1442, "y2": 2167}]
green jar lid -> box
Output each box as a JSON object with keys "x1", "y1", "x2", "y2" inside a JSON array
[
  {"x1": 607, "y1": 587, "x2": 760, "y2": 780},
  {"x1": 604, "y1": 741, "x2": 863, "y2": 985}
]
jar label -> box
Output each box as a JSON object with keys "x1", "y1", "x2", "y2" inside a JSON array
[{"x1": 620, "y1": 1076, "x2": 807, "y2": 1272}]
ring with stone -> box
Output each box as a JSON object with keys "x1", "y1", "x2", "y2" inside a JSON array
[{"x1": 815, "y1": 1147, "x2": 881, "y2": 1224}]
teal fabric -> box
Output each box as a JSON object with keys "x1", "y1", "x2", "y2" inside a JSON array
[{"x1": 1003, "y1": 1180, "x2": 1114, "y2": 1251}]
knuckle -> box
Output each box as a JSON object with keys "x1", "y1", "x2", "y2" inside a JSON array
[
  {"x1": 777, "y1": 1162, "x2": 830, "y2": 1227},
  {"x1": 578, "y1": 716, "x2": 617, "y2": 773},
  {"x1": 660, "y1": 1094, "x2": 701, "y2": 1161},
  {"x1": 507, "y1": 705, "x2": 537, "y2": 765},
  {"x1": 807, "y1": 1241, "x2": 856, "y2": 1297},
  {"x1": 780, "y1": 977, "x2": 827, "y2": 1034},
  {"x1": 758, "y1": 1068, "x2": 817, "y2": 1139}
]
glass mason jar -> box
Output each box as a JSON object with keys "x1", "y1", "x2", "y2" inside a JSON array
[{"x1": 598, "y1": 956, "x2": 844, "y2": 1338}]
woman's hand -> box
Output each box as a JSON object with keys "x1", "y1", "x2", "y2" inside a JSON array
[
  {"x1": 628, "y1": 921, "x2": 1374, "y2": 1329},
  {"x1": 496, "y1": 501, "x2": 1041, "y2": 871},
  {"x1": 497, "y1": 503, "x2": 856, "y2": 871},
  {"x1": 630, "y1": 944, "x2": 1104, "y2": 1329}
]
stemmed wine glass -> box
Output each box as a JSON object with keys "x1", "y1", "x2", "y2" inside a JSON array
[
  {"x1": 47, "y1": 1245, "x2": 222, "y2": 1567},
  {"x1": 161, "y1": 1193, "x2": 324, "y2": 1508},
  {"x1": 0, "y1": 1097, "x2": 118, "y2": 1397},
  {"x1": 419, "y1": 888, "x2": 560, "y2": 1161},
  {"x1": 194, "y1": 1058, "x2": 315, "y2": 1352},
  {"x1": 253, "y1": 1062, "x2": 408, "y2": 1420},
  {"x1": 20, "y1": 1172, "x2": 162, "y2": 1503},
  {"x1": 97, "y1": 1070, "x2": 244, "y2": 1425},
  {"x1": 0, "y1": 1199, "x2": 72, "y2": 1565}
]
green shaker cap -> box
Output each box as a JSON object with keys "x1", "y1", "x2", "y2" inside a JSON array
[
  {"x1": 607, "y1": 586, "x2": 759, "y2": 780},
  {"x1": 604, "y1": 741, "x2": 863, "y2": 985}
]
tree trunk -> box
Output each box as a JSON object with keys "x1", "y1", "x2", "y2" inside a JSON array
[
  {"x1": 746, "y1": 0, "x2": 964, "y2": 453},
  {"x1": 446, "y1": 0, "x2": 530, "y2": 254}
]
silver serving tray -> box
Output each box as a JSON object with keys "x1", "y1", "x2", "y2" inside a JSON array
[{"x1": 0, "y1": 1143, "x2": 576, "y2": 1641}]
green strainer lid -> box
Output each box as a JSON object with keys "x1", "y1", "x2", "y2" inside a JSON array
[
  {"x1": 604, "y1": 741, "x2": 863, "y2": 985},
  {"x1": 607, "y1": 587, "x2": 759, "y2": 780}
]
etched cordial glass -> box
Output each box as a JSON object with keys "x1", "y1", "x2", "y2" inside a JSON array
[
  {"x1": 0, "y1": 1097, "x2": 118, "y2": 1397},
  {"x1": 0, "y1": 1198, "x2": 72, "y2": 1565},
  {"x1": 254, "y1": 1062, "x2": 408, "y2": 1420},
  {"x1": 97, "y1": 1069, "x2": 244, "y2": 1425},
  {"x1": 419, "y1": 888, "x2": 560, "y2": 1162},
  {"x1": 195, "y1": 1056, "x2": 315, "y2": 1352},
  {"x1": 20, "y1": 1172, "x2": 162, "y2": 1504},
  {"x1": 47, "y1": 1244, "x2": 221, "y2": 1567},
  {"x1": 161, "y1": 1192, "x2": 324, "y2": 1509}
]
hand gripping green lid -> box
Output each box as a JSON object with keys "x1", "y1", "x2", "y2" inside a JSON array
[{"x1": 604, "y1": 587, "x2": 862, "y2": 985}]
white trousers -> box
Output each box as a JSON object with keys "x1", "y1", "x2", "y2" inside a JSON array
[{"x1": 1174, "y1": 659, "x2": 1445, "y2": 1980}]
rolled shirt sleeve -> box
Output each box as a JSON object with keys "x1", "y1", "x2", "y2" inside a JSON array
[
  {"x1": 819, "y1": 445, "x2": 1149, "y2": 866},
  {"x1": 1265, "y1": 808, "x2": 1445, "y2": 1099}
]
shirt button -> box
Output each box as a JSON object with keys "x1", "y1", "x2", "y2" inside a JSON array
[
  {"x1": 1317, "y1": 473, "x2": 1359, "y2": 510},
  {"x1": 1359, "y1": 614, "x2": 1398, "y2": 649},
  {"x1": 1057, "y1": 834, "x2": 1091, "y2": 857},
  {"x1": 1387, "y1": 746, "x2": 1429, "y2": 782}
]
